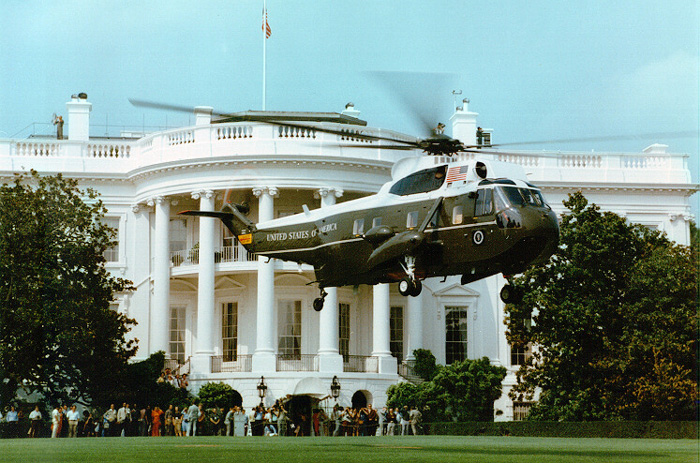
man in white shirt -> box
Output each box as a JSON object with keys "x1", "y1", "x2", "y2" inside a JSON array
[
  {"x1": 117, "y1": 403, "x2": 130, "y2": 437},
  {"x1": 51, "y1": 406, "x2": 61, "y2": 438},
  {"x1": 66, "y1": 405, "x2": 80, "y2": 438},
  {"x1": 28, "y1": 405, "x2": 42, "y2": 438}
]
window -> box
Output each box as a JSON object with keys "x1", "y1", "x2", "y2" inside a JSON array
[
  {"x1": 353, "y1": 218, "x2": 364, "y2": 235},
  {"x1": 339, "y1": 303, "x2": 350, "y2": 359},
  {"x1": 170, "y1": 218, "x2": 188, "y2": 254},
  {"x1": 372, "y1": 217, "x2": 382, "y2": 228},
  {"x1": 513, "y1": 402, "x2": 532, "y2": 421},
  {"x1": 452, "y1": 205, "x2": 463, "y2": 225},
  {"x1": 278, "y1": 300, "x2": 302, "y2": 358},
  {"x1": 222, "y1": 302, "x2": 238, "y2": 361},
  {"x1": 389, "y1": 165, "x2": 447, "y2": 196},
  {"x1": 445, "y1": 306, "x2": 468, "y2": 364},
  {"x1": 511, "y1": 343, "x2": 533, "y2": 366},
  {"x1": 474, "y1": 189, "x2": 494, "y2": 216},
  {"x1": 390, "y1": 306, "x2": 404, "y2": 363},
  {"x1": 102, "y1": 217, "x2": 120, "y2": 262},
  {"x1": 169, "y1": 306, "x2": 186, "y2": 364},
  {"x1": 406, "y1": 211, "x2": 418, "y2": 229}
]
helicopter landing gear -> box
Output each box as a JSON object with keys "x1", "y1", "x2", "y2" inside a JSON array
[
  {"x1": 398, "y1": 255, "x2": 422, "y2": 297},
  {"x1": 500, "y1": 284, "x2": 523, "y2": 304},
  {"x1": 398, "y1": 277, "x2": 422, "y2": 297},
  {"x1": 313, "y1": 289, "x2": 327, "y2": 312}
]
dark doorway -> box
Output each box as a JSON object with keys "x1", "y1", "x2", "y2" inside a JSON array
[
  {"x1": 351, "y1": 390, "x2": 368, "y2": 409},
  {"x1": 230, "y1": 390, "x2": 243, "y2": 408},
  {"x1": 287, "y1": 395, "x2": 312, "y2": 436}
]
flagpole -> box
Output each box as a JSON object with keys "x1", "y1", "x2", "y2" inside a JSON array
[{"x1": 262, "y1": 0, "x2": 267, "y2": 111}]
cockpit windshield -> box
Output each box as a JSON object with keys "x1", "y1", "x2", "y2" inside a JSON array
[
  {"x1": 389, "y1": 165, "x2": 447, "y2": 196},
  {"x1": 495, "y1": 186, "x2": 549, "y2": 209}
]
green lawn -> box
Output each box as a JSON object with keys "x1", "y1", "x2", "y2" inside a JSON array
[{"x1": 0, "y1": 436, "x2": 696, "y2": 463}]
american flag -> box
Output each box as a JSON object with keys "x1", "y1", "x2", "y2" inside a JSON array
[
  {"x1": 262, "y1": 8, "x2": 271, "y2": 39},
  {"x1": 446, "y1": 165, "x2": 468, "y2": 183}
]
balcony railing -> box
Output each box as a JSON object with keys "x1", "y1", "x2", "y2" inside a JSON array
[
  {"x1": 276, "y1": 354, "x2": 318, "y2": 372},
  {"x1": 343, "y1": 355, "x2": 378, "y2": 373},
  {"x1": 170, "y1": 245, "x2": 257, "y2": 267},
  {"x1": 211, "y1": 354, "x2": 253, "y2": 373}
]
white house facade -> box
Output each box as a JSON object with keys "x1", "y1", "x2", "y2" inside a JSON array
[{"x1": 0, "y1": 95, "x2": 695, "y2": 421}]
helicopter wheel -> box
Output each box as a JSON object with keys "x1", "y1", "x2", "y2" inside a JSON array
[
  {"x1": 313, "y1": 298, "x2": 324, "y2": 312},
  {"x1": 398, "y1": 277, "x2": 421, "y2": 297},
  {"x1": 500, "y1": 284, "x2": 523, "y2": 304}
]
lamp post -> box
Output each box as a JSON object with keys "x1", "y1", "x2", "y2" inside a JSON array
[
  {"x1": 330, "y1": 375, "x2": 341, "y2": 401},
  {"x1": 257, "y1": 376, "x2": 267, "y2": 407}
]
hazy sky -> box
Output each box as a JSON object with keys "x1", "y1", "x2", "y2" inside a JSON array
[{"x1": 1, "y1": 1, "x2": 698, "y2": 205}]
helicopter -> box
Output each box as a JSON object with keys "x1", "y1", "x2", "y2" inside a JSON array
[{"x1": 129, "y1": 99, "x2": 561, "y2": 311}]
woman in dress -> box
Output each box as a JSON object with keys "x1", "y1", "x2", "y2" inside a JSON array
[{"x1": 151, "y1": 406, "x2": 163, "y2": 436}]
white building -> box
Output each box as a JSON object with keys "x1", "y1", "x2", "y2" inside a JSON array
[{"x1": 0, "y1": 95, "x2": 695, "y2": 420}]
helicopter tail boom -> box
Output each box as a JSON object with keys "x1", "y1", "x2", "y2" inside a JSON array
[{"x1": 180, "y1": 204, "x2": 257, "y2": 250}]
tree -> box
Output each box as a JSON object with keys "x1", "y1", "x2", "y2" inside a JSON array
[
  {"x1": 387, "y1": 355, "x2": 507, "y2": 422},
  {"x1": 505, "y1": 192, "x2": 697, "y2": 421},
  {"x1": 0, "y1": 172, "x2": 137, "y2": 406},
  {"x1": 197, "y1": 382, "x2": 241, "y2": 410},
  {"x1": 411, "y1": 348, "x2": 441, "y2": 382}
]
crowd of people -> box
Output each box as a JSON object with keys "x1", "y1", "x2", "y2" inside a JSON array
[{"x1": 1, "y1": 401, "x2": 423, "y2": 438}]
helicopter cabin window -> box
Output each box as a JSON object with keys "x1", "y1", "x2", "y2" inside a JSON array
[
  {"x1": 389, "y1": 165, "x2": 448, "y2": 196},
  {"x1": 474, "y1": 188, "x2": 494, "y2": 216},
  {"x1": 406, "y1": 211, "x2": 419, "y2": 229},
  {"x1": 372, "y1": 217, "x2": 382, "y2": 228},
  {"x1": 452, "y1": 205, "x2": 464, "y2": 225},
  {"x1": 353, "y1": 218, "x2": 365, "y2": 235}
]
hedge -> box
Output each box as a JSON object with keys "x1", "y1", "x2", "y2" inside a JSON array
[{"x1": 423, "y1": 421, "x2": 697, "y2": 439}]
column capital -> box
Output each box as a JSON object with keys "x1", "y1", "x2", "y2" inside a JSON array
[
  {"x1": 147, "y1": 195, "x2": 168, "y2": 207},
  {"x1": 253, "y1": 186, "x2": 279, "y2": 198},
  {"x1": 131, "y1": 204, "x2": 142, "y2": 213},
  {"x1": 314, "y1": 187, "x2": 344, "y2": 200},
  {"x1": 191, "y1": 189, "x2": 215, "y2": 201}
]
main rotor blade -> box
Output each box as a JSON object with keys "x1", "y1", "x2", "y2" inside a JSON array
[
  {"x1": 129, "y1": 98, "x2": 234, "y2": 118},
  {"x1": 487, "y1": 130, "x2": 699, "y2": 148}
]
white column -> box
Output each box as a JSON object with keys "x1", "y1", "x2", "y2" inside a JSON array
[
  {"x1": 405, "y1": 294, "x2": 423, "y2": 361},
  {"x1": 253, "y1": 186, "x2": 278, "y2": 372},
  {"x1": 150, "y1": 196, "x2": 170, "y2": 356},
  {"x1": 372, "y1": 283, "x2": 397, "y2": 374},
  {"x1": 192, "y1": 190, "x2": 216, "y2": 374},
  {"x1": 316, "y1": 187, "x2": 344, "y2": 372}
]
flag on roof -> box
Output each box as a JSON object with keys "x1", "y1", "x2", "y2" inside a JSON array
[
  {"x1": 446, "y1": 165, "x2": 468, "y2": 183},
  {"x1": 262, "y1": 8, "x2": 271, "y2": 39}
]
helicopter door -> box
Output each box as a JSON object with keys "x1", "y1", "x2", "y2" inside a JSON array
[{"x1": 474, "y1": 188, "x2": 494, "y2": 217}]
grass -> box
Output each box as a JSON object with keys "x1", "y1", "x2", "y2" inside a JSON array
[{"x1": 0, "y1": 435, "x2": 696, "y2": 463}]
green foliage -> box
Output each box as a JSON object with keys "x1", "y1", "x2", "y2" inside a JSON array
[
  {"x1": 505, "y1": 192, "x2": 698, "y2": 421},
  {"x1": 0, "y1": 172, "x2": 137, "y2": 406},
  {"x1": 412, "y1": 348, "x2": 440, "y2": 381},
  {"x1": 91, "y1": 351, "x2": 192, "y2": 410},
  {"x1": 197, "y1": 382, "x2": 239, "y2": 409},
  {"x1": 386, "y1": 382, "x2": 421, "y2": 410},
  {"x1": 387, "y1": 356, "x2": 507, "y2": 422},
  {"x1": 420, "y1": 357, "x2": 507, "y2": 422}
]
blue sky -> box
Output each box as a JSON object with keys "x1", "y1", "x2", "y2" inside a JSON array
[{"x1": 1, "y1": 1, "x2": 698, "y2": 207}]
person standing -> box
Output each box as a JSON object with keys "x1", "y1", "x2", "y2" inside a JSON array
[
  {"x1": 409, "y1": 406, "x2": 422, "y2": 436},
  {"x1": 186, "y1": 401, "x2": 200, "y2": 436},
  {"x1": 164, "y1": 404, "x2": 174, "y2": 436},
  {"x1": 224, "y1": 407, "x2": 234, "y2": 437},
  {"x1": 117, "y1": 403, "x2": 129, "y2": 437},
  {"x1": 66, "y1": 405, "x2": 80, "y2": 438},
  {"x1": 28, "y1": 405, "x2": 42, "y2": 438},
  {"x1": 103, "y1": 404, "x2": 117, "y2": 437},
  {"x1": 51, "y1": 405, "x2": 62, "y2": 438},
  {"x1": 6, "y1": 406, "x2": 19, "y2": 438}
]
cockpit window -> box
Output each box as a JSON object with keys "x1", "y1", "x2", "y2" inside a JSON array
[
  {"x1": 496, "y1": 187, "x2": 549, "y2": 209},
  {"x1": 389, "y1": 165, "x2": 447, "y2": 196},
  {"x1": 475, "y1": 188, "x2": 494, "y2": 216}
]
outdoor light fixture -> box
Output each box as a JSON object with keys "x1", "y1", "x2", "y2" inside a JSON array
[
  {"x1": 330, "y1": 375, "x2": 341, "y2": 400},
  {"x1": 257, "y1": 376, "x2": 267, "y2": 404}
]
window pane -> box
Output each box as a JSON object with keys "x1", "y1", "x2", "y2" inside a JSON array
[
  {"x1": 222, "y1": 302, "x2": 238, "y2": 362},
  {"x1": 278, "y1": 300, "x2": 302, "y2": 357},
  {"x1": 445, "y1": 306, "x2": 468, "y2": 364},
  {"x1": 390, "y1": 306, "x2": 404, "y2": 363},
  {"x1": 169, "y1": 306, "x2": 186, "y2": 364},
  {"x1": 339, "y1": 303, "x2": 350, "y2": 359}
]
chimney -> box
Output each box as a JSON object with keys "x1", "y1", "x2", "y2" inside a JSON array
[
  {"x1": 66, "y1": 93, "x2": 92, "y2": 141},
  {"x1": 341, "y1": 102, "x2": 361, "y2": 119},
  {"x1": 194, "y1": 106, "x2": 214, "y2": 126},
  {"x1": 449, "y1": 98, "x2": 478, "y2": 146}
]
